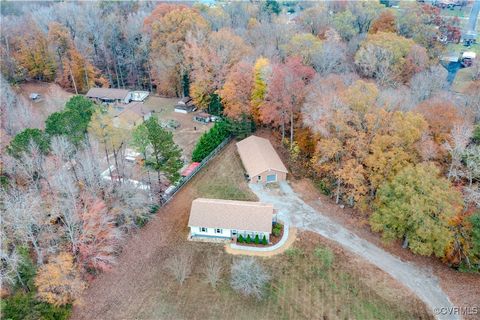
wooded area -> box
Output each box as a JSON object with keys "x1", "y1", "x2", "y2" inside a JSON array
[{"x1": 0, "y1": 0, "x2": 479, "y2": 317}]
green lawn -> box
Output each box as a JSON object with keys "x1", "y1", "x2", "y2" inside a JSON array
[{"x1": 193, "y1": 142, "x2": 257, "y2": 201}]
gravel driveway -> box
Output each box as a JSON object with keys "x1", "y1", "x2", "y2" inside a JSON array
[{"x1": 250, "y1": 182, "x2": 459, "y2": 320}]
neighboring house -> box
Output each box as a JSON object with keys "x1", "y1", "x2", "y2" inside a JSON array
[
  {"x1": 175, "y1": 96, "x2": 197, "y2": 113},
  {"x1": 112, "y1": 102, "x2": 152, "y2": 129},
  {"x1": 236, "y1": 135, "x2": 288, "y2": 184},
  {"x1": 177, "y1": 96, "x2": 193, "y2": 105},
  {"x1": 188, "y1": 198, "x2": 274, "y2": 242},
  {"x1": 86, "y1": 88, "x2": 131, "y2": 104}
]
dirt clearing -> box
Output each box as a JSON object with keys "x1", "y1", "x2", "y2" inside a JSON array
[
  {"x1": 143, "y1": 95, "x2": 213, "y2": 159},
  {"x1": 18, "y1": 81, "x2": 73, "y2": 129}
]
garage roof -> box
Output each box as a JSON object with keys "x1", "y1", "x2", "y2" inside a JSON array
[
  {"x1": 236, "y1": 135, "x2": 288, "y2": 178},
  {"x1": 188, "y1": 198, "x2": 273, "y2": 233}
]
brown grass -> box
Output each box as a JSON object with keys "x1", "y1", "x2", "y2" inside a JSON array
[{"x1": 72, "y1": 140, "x2": 432, "y2": 320}]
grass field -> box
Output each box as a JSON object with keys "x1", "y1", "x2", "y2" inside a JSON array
[{"x1": 193, "y1": 142, "x2": 258, "y2": 201}]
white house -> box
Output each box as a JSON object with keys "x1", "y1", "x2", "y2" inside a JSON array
[{"x1": 188, "y1": 198, "x2": 274, "y2": 242}]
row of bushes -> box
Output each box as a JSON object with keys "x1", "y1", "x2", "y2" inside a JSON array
[
  {"x1": 237, "y1": 234, "x2": 268, "y2": 245},
  {"x1": 191, "y1": 121, "x2": 230, "y2": 162},
  {"x1": 191, "y1": 116, "x2": 256, "y2": 162}
]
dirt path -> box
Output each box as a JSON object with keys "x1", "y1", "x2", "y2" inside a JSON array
[{"x1": 250, "y1": 182, "x2": 459, "y2": 320}]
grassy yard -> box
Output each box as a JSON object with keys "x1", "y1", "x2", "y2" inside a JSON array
[
  {"x1": 193, "y1": 142, "x2": 257, "y2": 201},
  {"x1": 452, "y1": 66, "x2": 477, "y2": 92}
]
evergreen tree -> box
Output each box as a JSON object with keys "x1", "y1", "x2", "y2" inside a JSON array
[
  {"x1": 191, "y1": 121, "x2": 230, "y2": 162},
  {"x1": 225, "y1": 115, "x2": 255, "y2": 139},
  {"x1": 7, "y1": 128, "x2": 50, "y2": 158},
  {"x1": 132, "y1": 117, "x2": 183, "y2": 201},
  {"x1": 208, "y1": 93, "x2": 223, "y2": 116},
  {"x1": 45, "y1": 96, "x2": 94, "y2": 145}
]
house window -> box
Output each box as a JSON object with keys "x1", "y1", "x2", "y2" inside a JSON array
[
  {"x1": 215, "y1": 228, "x2": 222, "y2": 234},
  {"x1": 258, "y1": 175, "x2": 261, "y2": 181},
  {"x1": 200, "y1": 227, "x2": 207, "y2": 232},
  {"x1": 232, "y1": 230, "x2": 237, "y2": 236}
]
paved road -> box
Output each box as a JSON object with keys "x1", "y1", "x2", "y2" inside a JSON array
[{"x1": 250, "y1": 182, "x2": 459, "y2": 320}]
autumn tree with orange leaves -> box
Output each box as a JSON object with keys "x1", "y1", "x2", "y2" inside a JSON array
[
  {"x1": 35, "y1": 252, "x2": 86, "y2": 306},
  {"x1": 48, "y1": 23, "x2": 107, "y2": 94},
  {"x1": 415, "y1": 98, "x2": 462, "y2": 146},
  {"x1": 77, "y1": 198, "x2": 121, "y2": 274},
  {"x1": 15, "y1": 24, "x2": 56, "y2": 82},
  {"x1": 219, "y1": 61, "x2": 253, "y2": 119},
  {"x1": 186, "y1": 28, "x2": 251, "y2": 109},
  {"x1": 369, "y1": 10, "x2": 396, "y2": 34},
  {"x1": 148, "y1": 6, "x2": 209, "y2": 97},
  {"x1": 260, "y1": 56, "x2": 315, "y2": 144}
]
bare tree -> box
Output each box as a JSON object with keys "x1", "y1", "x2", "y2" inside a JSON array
[
  {"x1": 110, "y1": 181, "x2": 152, "y2": 232},
  {"x1": 0, "y1": 74, "x2": 33, "y2": 135},
  {"x1": 74, "y1": 138, "x2": 109, "y2": 196},
  {"x1": 312, "y1": 39, "x2": 349, "y2": 76},
  {"x1": 165, "y1": 249, "x2": 194, "y2": 285},
  {"x1": 0, "y1": 229, "x2": 22, "y2": 287},
  {"x1": 378, "y1": 85, "x2": 416, "y2": 111},
  {"x1": 51, "y1": 168, "x2": 81, "y2": 254},
  {"x1": 2, "y1": 188, "x2": 56, "y2": 265},
  {"x1": 444, "y1": 123, "x2": 473, "y2": 181},
  {"x1": 410, "y1": 66, "x2": 448, "y2": 103},
  {"x1": 230, "y1": 257, "x2": 271, "y2": 300},
  {"x1": 203, "y1": 253, "x2": 223, "y2": 288}
]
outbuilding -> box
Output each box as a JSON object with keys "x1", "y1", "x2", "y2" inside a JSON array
[
  {"x1": 188, "y1": 198, "x2": 274, "y2": 242},
  {"x1": 236, "y1": 135, "x2": 288, "y2": 184},
  {"x1": 86, "y1": 88, "x2": 131, "y2": 104},
  {"x1": 112, "y1": 102, "x2": 152, "y2": 129},
  {"x1": 174, "y1": 104, "x2": 197, "y2": 114}
]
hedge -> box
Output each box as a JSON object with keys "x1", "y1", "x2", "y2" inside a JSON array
[{"x1": 191, "y1": 121, "x2": 230, "y2": 162}]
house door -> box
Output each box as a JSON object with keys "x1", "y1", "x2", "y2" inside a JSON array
[{"x1": 266, "y1": 174, "x2": 277, "y2": 183}]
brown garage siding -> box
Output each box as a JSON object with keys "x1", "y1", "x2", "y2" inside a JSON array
[{"x1": 253, "y1": 169, "x2": 287, "y2": 183}]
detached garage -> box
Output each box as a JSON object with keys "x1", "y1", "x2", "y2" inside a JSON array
[{"x1": 236, "y1": 135, "x2": 288, "y2": 184}]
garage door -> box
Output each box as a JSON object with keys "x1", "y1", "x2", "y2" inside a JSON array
[{"x1": 266, "y1": 174, "x2": 277, "y2": 183}]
